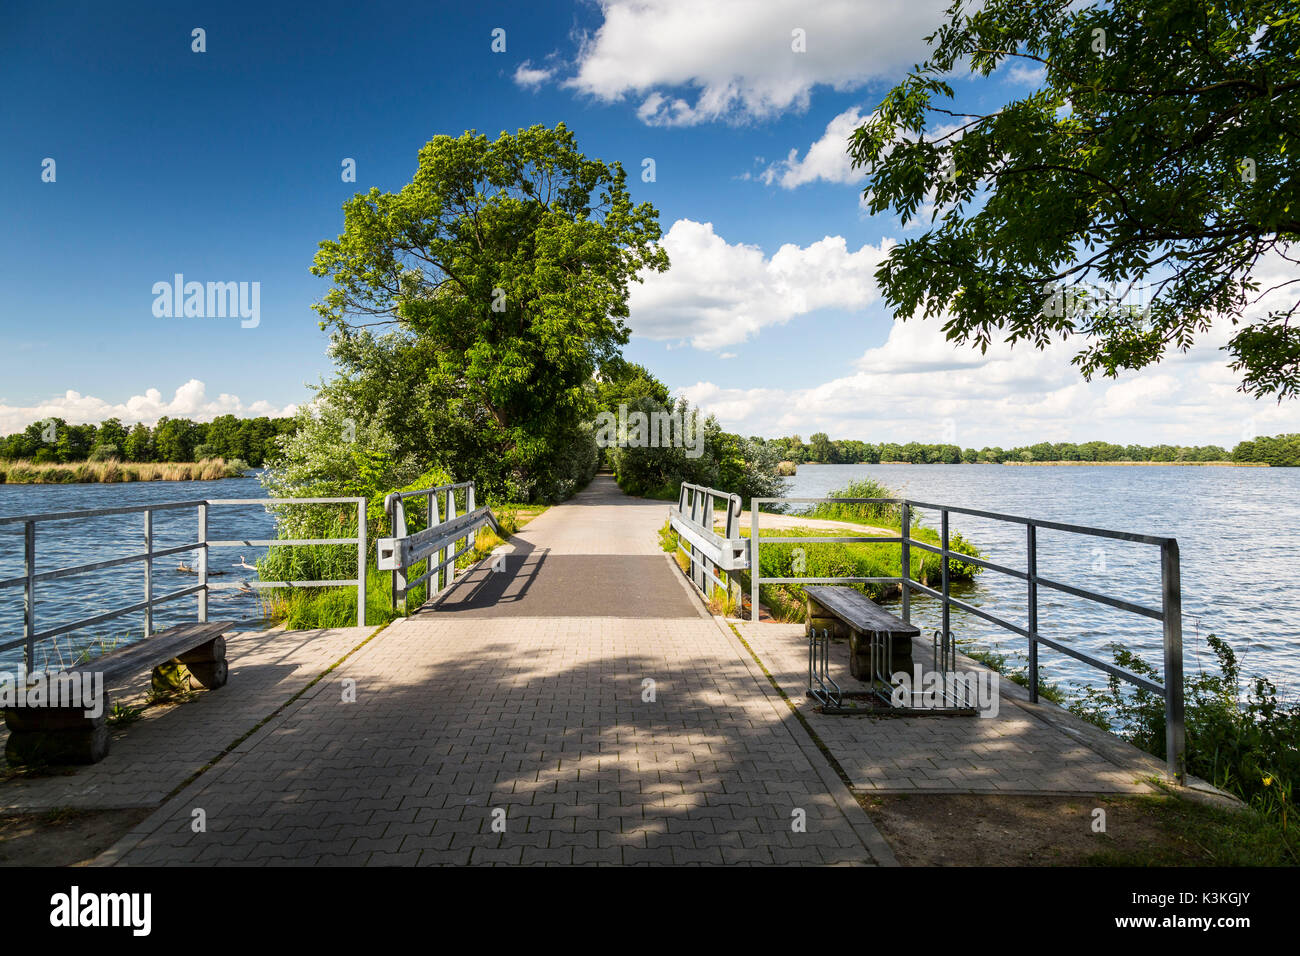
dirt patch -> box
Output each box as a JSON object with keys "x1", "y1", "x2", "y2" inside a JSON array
[
  {"x1": 0, "y1": 807, "x2": 153, "y2": 867},
  {"x1": 860, "y1": 793, "x2": 1212, "y2": 866}
]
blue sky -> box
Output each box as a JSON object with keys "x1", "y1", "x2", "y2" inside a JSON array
[{"x1": 3, "y1": 0, "x2": 1297, "y2": 447}]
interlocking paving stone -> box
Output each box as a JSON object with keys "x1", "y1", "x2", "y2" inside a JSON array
[
  {"x1": 734, "y1": 619, "x2": 1161, "y2": 795},
  {"x1": 0, "y1": 625, "x2": 376, "y2": 811},
  {"x1": 94, "y1": 478, "x2": 887, "y2": 866}
]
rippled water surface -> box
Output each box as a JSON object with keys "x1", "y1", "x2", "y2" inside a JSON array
[
  {"x1": 3, "y1": 466, "x2": 1298, "y2": 698},
  {"x1": 0, "y1": 477, "x2": 273, "y2": 670},
  {"x1": 779, "y1": 464, "x2": 1300, "y2": 697}
]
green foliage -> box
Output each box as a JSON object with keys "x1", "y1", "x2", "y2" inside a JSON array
[
  {"x1": 309, "y1": 122, "x2": 667, "y2": 502},
  {"x1": 106, "y1": 701, "x2": 146, "y2": 726},
  {"x1": 806, "y1": 477, "x2": 900, "y2": 525},
  {"x1": 268, "y1": 564, "x2": 403, "y2": 630},
  {"x1": 0, "y1": 414, "x2": 295, "y2": 466},
  {"x1": 605, "y1": 395, "x2": 786, "y2": 507},
  {"x1": 1070, "y1": 635, "x2": 1300, "y2": 837},
  {"x1": 1232, "y1": 433, "x2": 1300, "y2": 467},
  {"x1": 850, "y1": 0, "x2": 1300, "y2": 398},
  {"x1": 752, "y1": 435, "x2": 1258, "y2": 465},
  {"x1": 658, "y1": 519, "x2": 678, "y2": 554},
  {"x1": 963, "y1": 647, "x2": 1069, "y2": 705},
  {"x1": 803, "y1": 477, "x2": 982, "y2": 580}
]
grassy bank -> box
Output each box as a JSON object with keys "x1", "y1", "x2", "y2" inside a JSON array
[
  {"x1": 257, "y1": 504, "x2": 546, "y2": 629},
  {"x1": 659, "y1": 475, "x2": 984, "y2": 625},
  {"x1": 0, "y1": 458, "x2": 248, "y2": 483}
]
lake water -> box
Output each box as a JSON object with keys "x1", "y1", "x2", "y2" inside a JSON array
[
  {"x1": 0, "y1": 476, "x2": 274, "y2": 670},
  {"x1": 780, "y1": 464, "x2": 1300, "y2": 698},
  {"x1": 2, "y1": 466, "x2": 1297, "y2": 700}
]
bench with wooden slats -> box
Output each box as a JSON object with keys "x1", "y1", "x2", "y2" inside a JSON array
[
  {"x1": 3, "y1": 620, "x2": 234, "y2": 765},
  {"x1": 803, "y1": 586, "x2": 919, "y2": 682}
]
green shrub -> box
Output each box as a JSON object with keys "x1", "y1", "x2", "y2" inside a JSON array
[
  {"x1": 805, "y1": 477, "x2": 900, "y2": 525},
  {"x1": 1070, "y1": 634, "x2": 1300, "y2": 844}
]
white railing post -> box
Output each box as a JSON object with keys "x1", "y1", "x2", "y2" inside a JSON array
[
  {"x1": 750, "y1": 504, "x2": 759, "y2": 623},
  {"x1": 389, "y1": 495, "x2": 407, "y2": 613},
  {"x1": 198, "y1": 503, "x2": 208, "y2": 623},
  {"x1": 900, "y1": 502, "x2": 911, "y2": 624},
  {"x1": 940, "y1": 508, "x2": 950, "y2": 642},
  {"x1": 23, "y1": 520, "x2": 35, "y2": 673},
  {"x1": 143, "y1": 509, "x2": 153, "y2": 635},
  {"x1": 464, "y1": 483, "x2": 475, "y2": 560},
  {"x1": 357, "y1": 498, "x2": 367, "y2": 627},
  {"x1": 1027, "y1": 523, "x2": 1039, "y2": 703},
  {"x1": 444, "y1": 487, "x2": 456, "y2": 588}
]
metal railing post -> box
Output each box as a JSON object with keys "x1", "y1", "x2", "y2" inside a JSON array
[
  {"x1": 1027, "y1": 523, "x2": 1039, "y2": 703},
  {"x1": 389, "y1": 495, "x2": 407, "y2": 613},
  {"x1": 750, "y1": 505, "x2": 759, "y2": 623},
  {"x1": 434, "y1": 494, "x2": 444, "y2": 590},
  {"x1": 197, "y1": 503, "x2": 208, "y2": 623},
  {"x1": 464, "y1": 483, "x2": 475, "y2": 560},
  {"x1": 940, "y1": 509, "x2": 950, "y2": 643},
  {"x1": 357, "y1": 498, "x2": 367, "y2": 627},
  {"x1": 444, "y1": 488, "x2": 456, "y2": 587},
  {"x1": 143, "y1": 509, "x2": 153, "y2": 635},
  {"x1": 1161, "y1": 540, "x2": 1185, "y2": 783},
  {"x1": 700, "y1": 491, "x2": 712, "y2": 593},
  {"x1": 23, "y1": 520, "x2": 35, "y2": 673},
  {"x1": 900, "y1": 502, "x2": 911, "y2": 624}
]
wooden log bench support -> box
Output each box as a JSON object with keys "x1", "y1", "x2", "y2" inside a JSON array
[
  {"x1": 804, "y1": 586, "x2": 919, "y2": 683},
  {"x1": 3, "y1": 620, "x2": 234, "y2": 766}
]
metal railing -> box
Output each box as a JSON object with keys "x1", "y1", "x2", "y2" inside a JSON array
[
  {"x1": 746, "y1": 495, "x2": 1186, "y2": 782},
  {"x1": 379, "y1": 481, "x2": 499, "y2": 609},
  {"x1": 667, "y1": 483, "x2": 748, "y2": 598},
  {"x1": 0, "y1": 496, "x2": 368, "y2": 670}
]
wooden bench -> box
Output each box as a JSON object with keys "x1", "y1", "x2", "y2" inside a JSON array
[
  {"x1": 3, "y1": 620, "x2": 233, "y2": 766},
  {"x1": 804, "y1": 586, "x2": 919, "y2": 682}
]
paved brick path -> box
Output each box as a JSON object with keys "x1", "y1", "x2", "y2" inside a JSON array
[
  {"x1": 0, "y1": 625, "x2": 375, "y2": 811},
  {"x1": 97, "y1": 478, "x2": 893, "y2": 866}
]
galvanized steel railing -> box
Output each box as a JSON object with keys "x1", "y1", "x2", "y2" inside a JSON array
[
  {"x1": 0, "y1": 496, "x2": 368, "y2": 671},
  {"x1": 379, "y1": 481, "x2": 499, "y2": 609},
  {"x1": 745, "y1": 495, "x2": 1185, "y2": 782},
  {"x1": 667, "y1": 483, "x2": 748, "y2": 598}
]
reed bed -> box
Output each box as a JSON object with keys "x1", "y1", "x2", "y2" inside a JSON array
[{"x1": 0, "y1": 458, "x2": 247, "y2": 483}]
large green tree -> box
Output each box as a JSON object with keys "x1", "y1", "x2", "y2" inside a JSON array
[
  {"x1": 310, "y1": 123, "x2": 669, "y2": 498},
  {"x1": 851, "y1": 0, "x2": 1300, "y2": 397}
]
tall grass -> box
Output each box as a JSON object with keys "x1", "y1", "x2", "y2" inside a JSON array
[
  {"x1": 0, "y1": 458, "x2": 248, "y2": 483},
  {"x1": 803, "y1": 477, "x2": 901, "y2": 526},
  {"x1": 259, "y1": 519, "x2": 517, "y2": 628},
  {"x1": 736, "y1": 525, "x2": 982, "y2": 622}
]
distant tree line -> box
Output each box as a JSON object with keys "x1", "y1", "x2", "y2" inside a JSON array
[
  {"x1": 758, "y1": 433, "x2": 1300, "y2": 467},
  {"x1": 0, "y1": 415, "x2": 298, "y2": 467}
]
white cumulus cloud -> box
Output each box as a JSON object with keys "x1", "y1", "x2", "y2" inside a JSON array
[
  {"x1": 628, "y1": 219, "x2": 890, "y2": 349},
  {"x1": 678, "y1": 318, "x2": 1300, "y2": 448},
  {"x1": 0, "y1": 379, "x2": 299, "y2": 435},
  {"x1": 534, "y1": 0, "x2": 949, "y2": 125},
  {"x1": 759, "y1": 106, "x2": 869, "y2": 187},
  {"x1": 513, "y1": 61, "x2": 554, "y2": 88}
]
